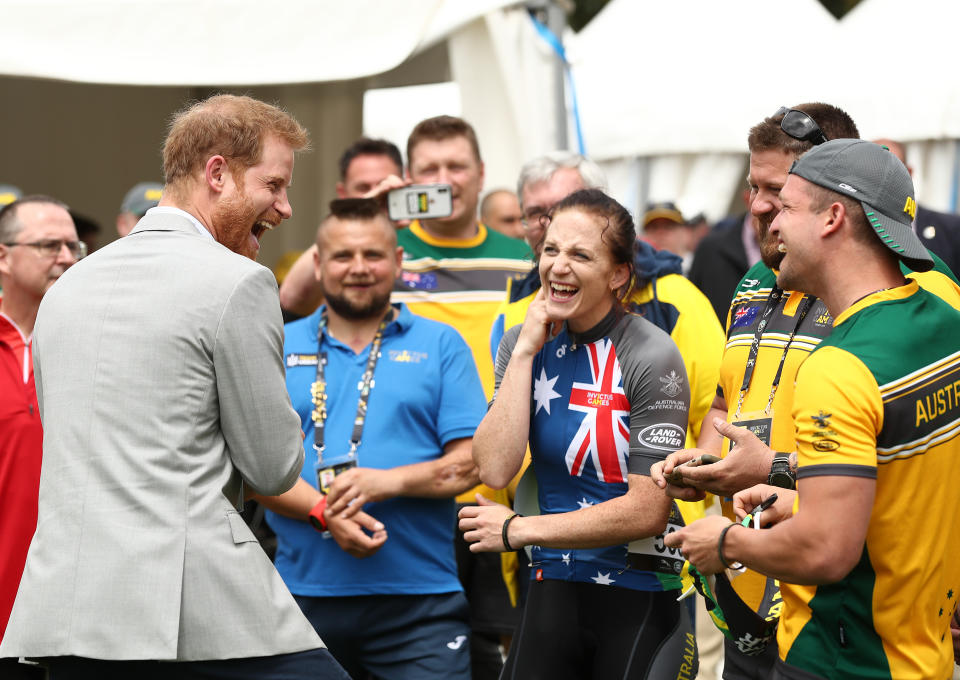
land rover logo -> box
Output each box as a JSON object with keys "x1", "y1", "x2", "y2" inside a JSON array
[{"x1": 638, "y1": 424, "x2": 685, "y2": 451}]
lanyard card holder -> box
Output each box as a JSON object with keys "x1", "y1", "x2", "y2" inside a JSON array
[
  {"x1": 315, "y1": 451, "x2": 358, "y2": 495},
  {"x1": 310, "y1": 309, "x2": 390, "y2": 499},
  {"x1": 729, "y1": 411, "x2": 773, "y2": 448}
]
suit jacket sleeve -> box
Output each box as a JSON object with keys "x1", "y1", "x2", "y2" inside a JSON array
[{"x1": 214, "y1": 266, "x2": 304, "y2": 496}]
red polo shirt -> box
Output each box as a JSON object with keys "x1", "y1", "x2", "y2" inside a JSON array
[{"x1": 0, "y1": 310, "x2": 42, "y2": 641}]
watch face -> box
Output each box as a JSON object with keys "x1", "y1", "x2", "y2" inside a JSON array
[{"x1": 768, "y1": 470, "x2": 795, "y2": 490}]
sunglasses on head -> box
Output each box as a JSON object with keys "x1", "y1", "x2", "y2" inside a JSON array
[{"x1": 774, "y1": 106, "x2": 829, "y2": 146}]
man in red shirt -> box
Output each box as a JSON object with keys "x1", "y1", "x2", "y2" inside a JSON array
[{"x1": 0, "y1": 195, "x2": 80, "y2": 678}]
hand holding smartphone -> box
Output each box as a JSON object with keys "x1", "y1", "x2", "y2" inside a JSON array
[{"x1": 387, "y1": 184, "x2": 453, "y2": 221}]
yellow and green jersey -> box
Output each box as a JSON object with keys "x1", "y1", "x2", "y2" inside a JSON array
[
  {"x1": 778, "y1": 282, "x2": 960, "y2": 679},
  {"x1": 718, "y1": 259, "x2": 960, "y2": 624},
  {"x1": 719, "y1": 263, "x2": 835, "y2": 619}
]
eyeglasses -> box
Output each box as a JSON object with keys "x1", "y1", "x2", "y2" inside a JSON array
[
  {"x1": 3, "y1": 239, "x2": 87, "y2": 259},
  {"x1": 522, "y1": 206, "x2": 549, "y2": 228},
  {"x1": 774, "y1": 106, "x2": 829, "y2": 146}
]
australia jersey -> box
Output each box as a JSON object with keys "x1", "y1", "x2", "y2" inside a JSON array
[
  {"x1": 718, "y1": 260, "x2": 960, "y2": 620},
  {"x1": 777, "y1": 283, "x2": 960, "y2": 680},
  {"x1": 394, "y1": 220, "x2": 532, "y2": 399},
  {"x1": 496, "y1": 309, "x2": 689, "y2": 591}
]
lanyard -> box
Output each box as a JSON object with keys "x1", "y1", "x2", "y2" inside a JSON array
[
  {"x1": 310, "y1": 310, "x2": 391, "y2": 462},
  {"x1": 734, "y1": 287, "x2": 816, "y2": 419}
]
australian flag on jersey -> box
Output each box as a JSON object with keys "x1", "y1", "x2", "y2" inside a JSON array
[{"x1": 526, "y1": 328, "x2": 664, "y2": 591}]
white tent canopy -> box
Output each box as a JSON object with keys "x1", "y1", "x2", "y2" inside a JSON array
[
  {"x1": 0, "y1": 0, "x2": 562, "y2": 264},
  {"x1": 567, "y1": 0, "x2": 960, "y2": 219},
  {"x1": 568, "y1": 0, "x2": 839, "y2": 158},
  {"x1": 2, "y1": 0, "x2": 958, "y2": 242},
  {"x1": 0, "y1": 0, "x2": 518, "y2": 86}
]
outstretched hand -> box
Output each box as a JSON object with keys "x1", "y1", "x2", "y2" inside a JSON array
[
  {"x1": 664, "y1": 515, "x2": 732, "y2": 575},
  {"x1": 326, "y1": 467, "x2": 399, "y2": 518},
  {"x1": 362, "y1": 175, "x2": 412, "y2": 227},
  {"x1": 657, "y1": 418, "x2": 774, "y2": 497},
  {"x1": 650, "y1": 449, "x2": 709, "y2": 501}
]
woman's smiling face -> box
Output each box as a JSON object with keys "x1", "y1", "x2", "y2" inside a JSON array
[{"x1": 539, "y1": 207, "x2": 630, "y2": 333}]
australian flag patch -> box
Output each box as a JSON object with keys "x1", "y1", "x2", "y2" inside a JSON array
[
  {"x1": 400, "y1": 271, "x2": 438, "y2": 290},
  {"x1": 731, "y1": 305, "x2": 760, "y2": 329}
]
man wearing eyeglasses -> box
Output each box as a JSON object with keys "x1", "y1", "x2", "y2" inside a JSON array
[
  {"x1": 652, "y1": 105, "x2": 960, "y2": 679},
  {"x1": 0, "y1": 195, "x2": 79, "y2": 679}
]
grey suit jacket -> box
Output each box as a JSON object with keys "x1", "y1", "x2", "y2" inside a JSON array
[{"x1": 0, "y1": 213, "x2": 323, "y2": 661}]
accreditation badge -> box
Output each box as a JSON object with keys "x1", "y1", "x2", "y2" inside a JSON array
[
  {"x1": 730, "y1": 410, "x2": 773, "y2": 448},
  {"x1": 315, "y1": 459, "x2": 358, "y2": 495}
]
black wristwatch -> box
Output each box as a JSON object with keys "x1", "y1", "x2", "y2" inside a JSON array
[{"x1": 768, "y1": 454, "x2": 796, "y2": 490}]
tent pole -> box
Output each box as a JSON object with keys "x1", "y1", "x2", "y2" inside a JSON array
[{"x1": 546, "y1": 1, "x2": 568, "y2": 151}]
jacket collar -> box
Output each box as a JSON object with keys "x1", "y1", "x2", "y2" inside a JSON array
[{"x1": 130, "y1": 208, "x2": 210, "y2": 238}]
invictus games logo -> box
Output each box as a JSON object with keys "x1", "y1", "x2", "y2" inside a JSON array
[
  {"x1": 388, "y1": 349, "x2": 427, "y2": 363},
  {"x1": 660, "y1": 370, "x2": 684, "y2": 397}
]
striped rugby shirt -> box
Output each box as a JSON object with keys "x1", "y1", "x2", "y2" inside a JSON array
[{"x1": 394, "y1": 220, "x2": 532, "y2": 400}]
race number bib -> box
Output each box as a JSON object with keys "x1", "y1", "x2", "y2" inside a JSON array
[{"x1": 626, "y1": 502, "x2": 686, "y2": 576}]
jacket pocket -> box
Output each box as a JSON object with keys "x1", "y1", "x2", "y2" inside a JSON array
[{"x1": 226, "y1": 510, "x2": 258, "y2": 544}]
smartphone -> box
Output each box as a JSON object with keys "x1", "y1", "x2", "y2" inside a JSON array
[
  {"x1": 664, "y1": 454, "x2": 721, "y2": 485},
  {"x1": 387, "y1": 184, "x2": 453, "y2": 221}
]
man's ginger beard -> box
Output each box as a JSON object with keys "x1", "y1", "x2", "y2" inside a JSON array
[{"x1": 756, "y1": 212, "x2": 785, "y2": 269}]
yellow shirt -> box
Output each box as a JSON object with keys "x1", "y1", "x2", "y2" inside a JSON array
[{"x1": 778, "y1": 283, "x2": 960, "y2": 679}]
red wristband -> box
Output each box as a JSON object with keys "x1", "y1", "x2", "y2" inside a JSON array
[{"x1": 308, "y1": 496, "x2": 328, "y2": 532}]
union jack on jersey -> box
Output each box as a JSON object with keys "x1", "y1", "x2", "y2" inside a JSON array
[{"x1": 565, "y1": 338, "x2": 631, "y2": 483}]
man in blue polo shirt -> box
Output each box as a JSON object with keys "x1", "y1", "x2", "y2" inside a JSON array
[{"x1": 256, "y1": 198, "x2": 486, "y2": 679}]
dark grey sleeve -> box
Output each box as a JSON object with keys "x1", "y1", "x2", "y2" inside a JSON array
[
  {"x1": 490, "y1": 324, "x2": 522, "y2": 407},
  {"x1": 614, "y1": 318, "x2": 690, "y2": 476}
]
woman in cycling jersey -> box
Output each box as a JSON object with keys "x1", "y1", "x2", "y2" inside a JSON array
[{"x1": 459, "y1": 188, "x2": 696, "y2": 679}]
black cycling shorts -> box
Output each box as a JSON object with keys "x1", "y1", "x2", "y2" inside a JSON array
[{"x1": 500, "y1": 579, "x2": 698, "y2": 680}]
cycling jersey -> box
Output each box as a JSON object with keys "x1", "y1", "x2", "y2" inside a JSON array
[{"x1": 495, "y1": 307, "x2": 689, "y2": 591}]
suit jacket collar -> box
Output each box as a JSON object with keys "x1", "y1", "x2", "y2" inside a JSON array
[{"x1": 130, "y1": 209, "x2": 211, "y2": 239}]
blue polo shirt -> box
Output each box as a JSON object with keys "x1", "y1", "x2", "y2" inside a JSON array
[{"x1": 268, "y1": 303, "x2": 486, "y2": 596}]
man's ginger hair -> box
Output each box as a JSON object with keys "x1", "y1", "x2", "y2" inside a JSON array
[{"x1": 162, "y1": 94, "x2": 310, "y2": 193}]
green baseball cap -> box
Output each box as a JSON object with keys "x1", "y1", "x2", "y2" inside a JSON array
[{"x1": 789, "y1": 138, "x2": 933, "y2": 272}]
